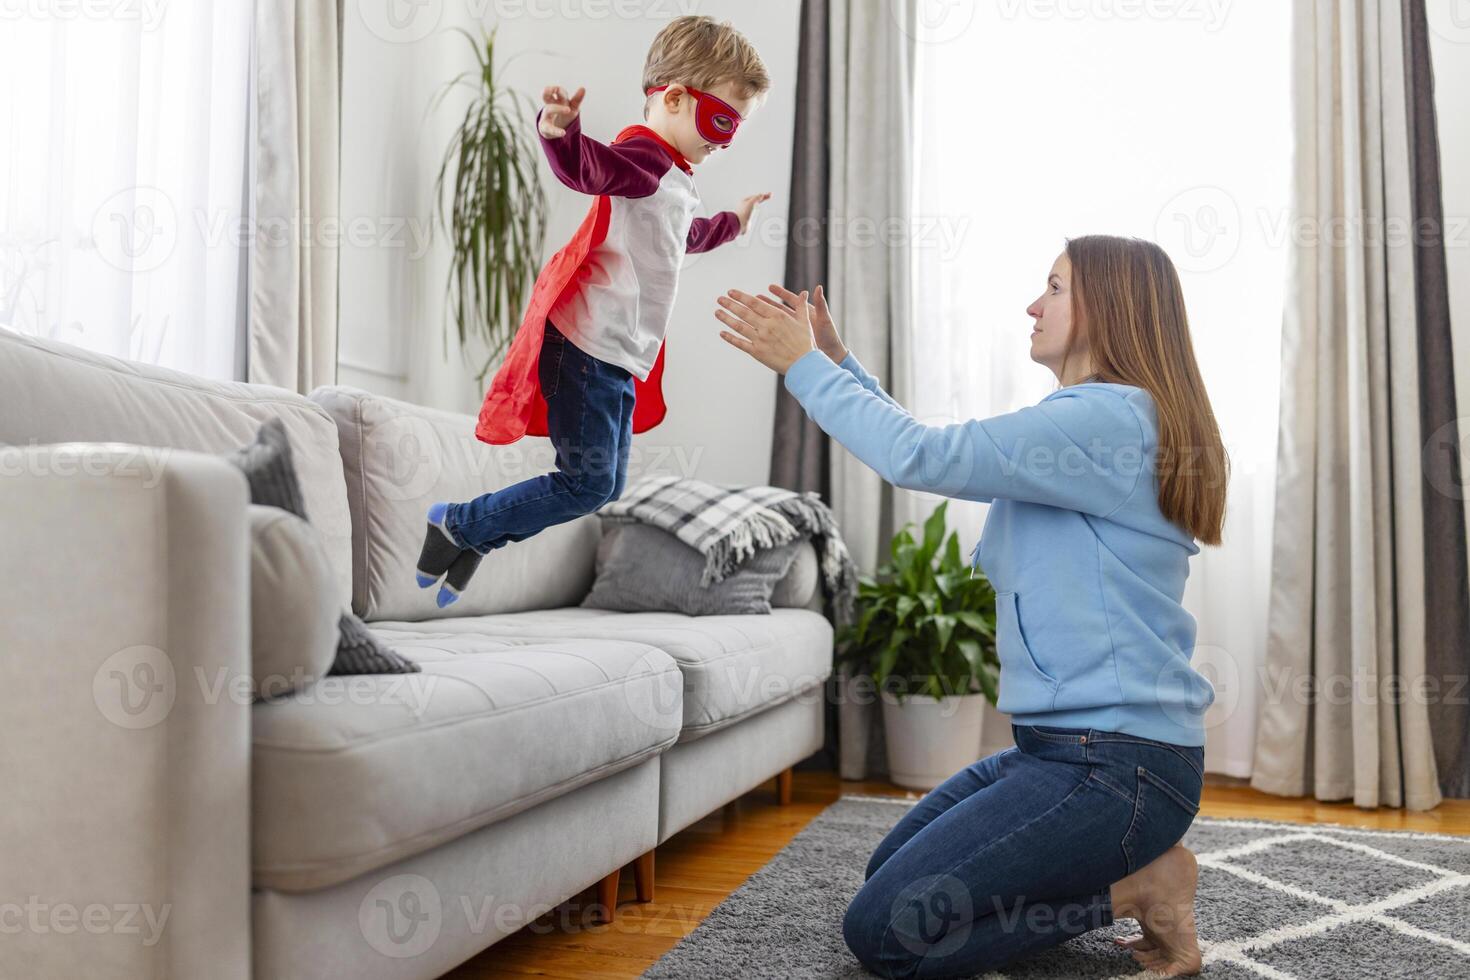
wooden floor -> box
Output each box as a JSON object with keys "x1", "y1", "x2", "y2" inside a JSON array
[{"x1": 444, "y1": 772, "x2": 1470, "y2": 980}]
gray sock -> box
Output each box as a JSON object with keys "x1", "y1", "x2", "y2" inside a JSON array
[{"x1": 417, "y1": 502, "x2": 464, "y2": 587}]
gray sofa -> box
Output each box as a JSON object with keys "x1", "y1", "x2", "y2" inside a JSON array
[{"x1": 0, "y1": 326, "x2": 832, "y2": 980}]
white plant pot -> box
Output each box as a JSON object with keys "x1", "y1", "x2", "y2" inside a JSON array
[{"x1": 880, "y1": 690, "x2": 988, "y2": 790}]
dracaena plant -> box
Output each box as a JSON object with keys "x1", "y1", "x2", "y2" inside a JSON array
[
  {"x1": 433, "y1": 28, "x2": 547, "y2": 381},
  {"x1": 837, "y1": 501, "x2": 1000, "y2": 704}
]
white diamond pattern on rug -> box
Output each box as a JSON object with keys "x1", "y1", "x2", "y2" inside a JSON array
[
  {"x1": 1181, "y1": 821, "x2": 1277, "y2": 854},
  {"x1": 1190, "y1": 866, "x2": 1326, "y2": 943},
  {"x1": 1186, "y1": 824, "x2": 1470, "y2": 979},
  {"x1": 1251, "y1": 919, "x2": 1470, "y2": 979},
  {"x1": 1388, "y1": 890, "x2": 1470, "y2": 945},
  {"x1": 641, "y1": 800, "x2": 1470, "y2": 979},
  {"x1": 1227, "y1": 836, "x2": 1442, "y2": 904}
]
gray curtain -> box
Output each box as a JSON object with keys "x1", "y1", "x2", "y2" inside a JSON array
[
  {"x1": 771, "y1": 0, "x2": 833, "y2": 499},
  {"x1": 778, "y1": 0, "x2": 841, "y2": 775},
  {"x1": 769, "y1": 0, "x2": 917, "y2": 572},
  {"x1": 1404, "y1": 0, "x2": 1470, "y2": 799},
  {"x1": 825, "y1": 0, "x2": 917, "y2": 574},
  {"x1": 823, "y1": 0, "x2": 911, "y2": 781},
  {"x1": 1252, "y1": 0, "x2": 1461, "y2": 810},
  {"x1": 778, "y1": 0, "x2": 916, "y2": 781},
  {"x1": 250, "y1": 0, "x2": 343, "y2": 393}
]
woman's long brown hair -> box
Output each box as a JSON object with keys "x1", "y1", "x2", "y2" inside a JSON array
[{"x1": 1062, "y1": 235, "x2": 1229, "y2": 546}]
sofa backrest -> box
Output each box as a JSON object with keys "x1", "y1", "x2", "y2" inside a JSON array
[
  {"x1": 0, "y1": 327, "x2": 355, "y2": 604},
  {"x1": 310, "y1": 385, "x2": 599, "y2": 622}
]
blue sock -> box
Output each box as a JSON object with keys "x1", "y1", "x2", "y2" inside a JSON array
[
  {"x1": 437, "y1": 549, "x2": 483, "y2": 608},
  {"x1": 416, "y1": 502, "x2": 462, "y2": 588}
]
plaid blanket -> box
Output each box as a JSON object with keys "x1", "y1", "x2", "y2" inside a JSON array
[{"x1": 599, "y1": 475, "x2": 858, "y2": 626}]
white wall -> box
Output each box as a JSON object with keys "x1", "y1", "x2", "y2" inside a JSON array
[
  {"x1": 338, "y1": 0, "x2": 799, "y2": 487},
  {"x1": 1429, "y1": 20, "x2": 1470, "y2": 546}
]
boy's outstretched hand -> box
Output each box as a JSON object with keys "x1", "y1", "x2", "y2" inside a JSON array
[
  {"x1": 540, "y1": 85, "x2": 585, "y2": 139},
  {"x1": 735, "y1": 193, "x2": 772, "y2": 233}
]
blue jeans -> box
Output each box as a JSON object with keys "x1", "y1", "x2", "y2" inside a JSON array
[
  {"x1": 446, "y1": 321, "x2": 636, "y2": 555},
  {"x1": 844, "y1": 725, "x2": 1204, "y2": 979}
]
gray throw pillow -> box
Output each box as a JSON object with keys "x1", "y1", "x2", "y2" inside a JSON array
[
  {"x1": 582, "y1": 523, "x2": 801, "y2": 616},
  {"x1": 227, "y1": 419, "x2": 420, "y2": 675}
]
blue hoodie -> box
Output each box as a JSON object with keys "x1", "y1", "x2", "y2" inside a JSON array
[{"x1": 783, "y1": 349, "x2": 1215, "y2": 747}]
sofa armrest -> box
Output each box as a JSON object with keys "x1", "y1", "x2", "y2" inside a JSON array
[{"x1": 0, "y1": 444, "x2": 251, "y2": 979}]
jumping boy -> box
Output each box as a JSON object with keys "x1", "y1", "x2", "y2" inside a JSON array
[{"x1": 416, "y1": 16, "x2": 772, "y2": 606}]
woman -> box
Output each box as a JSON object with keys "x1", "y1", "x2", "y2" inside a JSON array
[{"x1": 714, "y1": 235, "x2": 1227, "y2": 978}]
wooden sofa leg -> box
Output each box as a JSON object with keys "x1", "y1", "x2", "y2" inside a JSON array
[
  {"x1": 595, "y1": 866, "x2": 620, "y2": 923},
  {"x1": 776, "y1": 767, "x2": 793, "y2": 805},
  {"x1": 633, "y1": 849, "x2": 655, "y2": 903}
]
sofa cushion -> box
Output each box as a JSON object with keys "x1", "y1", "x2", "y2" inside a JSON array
[
  {"x1": 310, "y1": 385, "x2": 601, "y2": 621},
  {"x1": 0, "y1": 327, "x2": 353, "y2": 603},
  {"x1": 250, "y1": 627, "x2": 682, "y2": 892},
  {"x1": 583, "y1": 523, "x2": 804, "y2": 616},
  {"x1": 368, "y1": 608, "x2": 835, "y2": 742},
  {"x1": 248, "y1": 506, "x2": 339, "y2": 695},
  {"x1": 231, "y1": 420, "x2": 420, "y2": 677}
]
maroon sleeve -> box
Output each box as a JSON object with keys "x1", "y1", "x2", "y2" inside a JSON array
[
  {"x1": 538, "y1": 112, "x2": 668, "y2": 199},
  {"x1": 685, "y1": 211, "x2": 741, "y2": 254}
]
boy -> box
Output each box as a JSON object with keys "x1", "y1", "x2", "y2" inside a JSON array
[{"x1": 416, "y1": 16, "x2": 772, "y2": 607}]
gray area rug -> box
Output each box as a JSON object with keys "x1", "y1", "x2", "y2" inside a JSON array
[{"x1": 641, "y1": 795, "x2": 1470, "y2": 979}]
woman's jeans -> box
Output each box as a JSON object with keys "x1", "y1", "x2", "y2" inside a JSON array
[
  {"x1": 446, "y1": 321, "x2": 636, "y2": 555},
  {"x1": 844, "y1": 725, "x2": 1204, "y2": 979}
]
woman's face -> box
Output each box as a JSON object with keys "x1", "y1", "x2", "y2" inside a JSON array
[{"x1": 1025, "y1": 252, "x2": 1085, "y2": 377}]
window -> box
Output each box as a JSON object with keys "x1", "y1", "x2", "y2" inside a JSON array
[
  {"x1": 911, "y1": 1, "x2": 1292, "y2": 774},
  {"x1": 0, "y1": 4, "x2": 252, "y2": 379}
]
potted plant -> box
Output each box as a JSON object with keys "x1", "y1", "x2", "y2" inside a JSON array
[
  {"x1": 838, "y1": 502, "x2": 999, "y2": 790},
  {"x1": 433, "y1": 29, "x2": 548, "y2": 380}
]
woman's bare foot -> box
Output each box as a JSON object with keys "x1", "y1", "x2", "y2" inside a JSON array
[{"x1": 1108, "y1": 845, "x2": 1202, "y2": 976}]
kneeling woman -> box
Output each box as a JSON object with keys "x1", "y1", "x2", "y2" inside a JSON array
[{"x1": 715, "y1": 235, "x2": 1225, "y2": 978}]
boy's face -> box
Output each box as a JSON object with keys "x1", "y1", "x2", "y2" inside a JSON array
[{"x1": 651, "y1": 80, "x2": 761, "y2": 165}]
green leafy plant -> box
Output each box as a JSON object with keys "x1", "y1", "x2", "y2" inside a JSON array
[
  {"x1": 433, "y1": 29, "x2": 548, "y2": 380},
  {"x1": 837, "y1": 501, "x2": 1000, "y2": 703}
]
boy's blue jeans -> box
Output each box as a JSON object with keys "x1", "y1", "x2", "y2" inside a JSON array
[
  {"x1": 843, "y1": 725, "x2": 1204, "y2": 979},
  {"x1": 445, "y1": 321, "x2": 635, "y2": 555}
]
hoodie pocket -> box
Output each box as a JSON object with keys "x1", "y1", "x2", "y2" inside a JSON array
[{"x1": 994, "y1": 591, "x2": 1059, "y2": 714}]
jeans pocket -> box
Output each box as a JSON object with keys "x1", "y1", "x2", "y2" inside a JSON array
[
  {"x1": 1121, "y1": 765, "x2": 1201, "y2": 874},
  {"x1": 1139, "y1": 767, "x2": 1201, "y2": 816},
  {"x1": 539, "y1": 330, "x2": 565, "y2": 398},
  {"x1": 1028, "y1": 725, "x2": 1089, "y2": 743}
]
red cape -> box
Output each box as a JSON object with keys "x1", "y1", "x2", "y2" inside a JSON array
[{"x1": 474, "y1": 127, "x2": 680, "y2": 445}]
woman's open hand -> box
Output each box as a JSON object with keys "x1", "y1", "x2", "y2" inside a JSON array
[
  {"x1": 768, "y1": 283, "x2": 847, "y2": 364},
  {"x1": 715, "y1": 288, "x2": 818, "y2": 374}
]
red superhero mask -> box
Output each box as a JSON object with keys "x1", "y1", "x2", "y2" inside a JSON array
[{"x1": 646, "y1": 84, "x2": 742, "y2": 147}]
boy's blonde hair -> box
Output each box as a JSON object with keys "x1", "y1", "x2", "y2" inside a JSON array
[{"x1": 642, "y1": 16, "x2": 770, "y2": 101}]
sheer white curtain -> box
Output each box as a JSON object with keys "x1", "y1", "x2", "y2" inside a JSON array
[
  {"x1": 0, "y1": 4, "x2": 252, "y2": 380},
  {"x1": 911, "y1": 2, "x2": 1291, "y2": 776}
]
